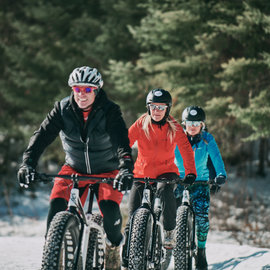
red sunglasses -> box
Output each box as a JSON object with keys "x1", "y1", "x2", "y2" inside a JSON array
[{"x1": 72, "y1": 86, "x2": 97, "y2": 93}]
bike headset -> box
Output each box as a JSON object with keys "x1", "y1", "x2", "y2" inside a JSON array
[
  {"x1": 68, "y1": 66, "x2": 104, "y2": 96},
  {"x1": 182, "y1": 106, "x2": 206, "y2": 145},
  {"x1": 146, "y1": 88, "x2": 172, "y2": 124}
]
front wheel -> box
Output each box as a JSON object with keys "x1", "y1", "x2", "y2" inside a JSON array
[
  {"x1": 174, "y1": 205, "x2": 194, "y2": 270},
  {"x1": 128, "y1": 208, "x2": 153, "y2": 270},
  {"x1": 41, "y1": 211, "x2": 81, "y2": 270}
]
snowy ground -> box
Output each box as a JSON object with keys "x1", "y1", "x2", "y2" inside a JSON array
[
  {"x1": 1, "y1": 168, "x2": 270, "y2": 269},
  {"x1": 0, "y1": 228, "x2": 270, "y2": 269}
]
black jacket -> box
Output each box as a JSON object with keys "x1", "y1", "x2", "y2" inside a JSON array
[{"x1": 22, "y1": 89, "x2": 132, "y2": 174}]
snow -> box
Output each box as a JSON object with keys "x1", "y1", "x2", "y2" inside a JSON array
[
  {"x1": 1, "y1": 169, "x2": 270, "y2": 269},
  {"x1": 0, "y1": 229, "x2": 270, "y2": 269}
]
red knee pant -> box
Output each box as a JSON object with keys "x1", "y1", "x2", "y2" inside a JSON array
[{"x1": 50, "y1": 165, "x2": 123, "y2": 206}]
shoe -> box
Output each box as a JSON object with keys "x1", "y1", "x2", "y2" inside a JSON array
[
  {"x1": 105, "y1": 244, "x2": 121, "y2": 270},
  {"x1": 105, "y1": 234, "x2": 124, "y2": 270},
  {"x1": 195, "y1": 248, "x2": 208, "y2": 270},
  {"x1": 163, "y1": 230, "x2": 176, "y2": 249}
]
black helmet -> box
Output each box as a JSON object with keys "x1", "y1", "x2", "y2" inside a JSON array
[
  {"x1": 146, "y1": 88, "x2": 172, "y2": 107},
  {"x1": 146, "y1": 89, "x2": 172, "y2": 121},
  {"x1": 182, "y1": 106, "x2": 206, "y2": 122}
]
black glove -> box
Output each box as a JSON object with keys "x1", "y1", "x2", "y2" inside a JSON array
[
  {"x1": 17, "y1": 164, "x2": 36, "y2": 188},
  {"x1": 113, "y1": 155, "x2": 134, "y2": 192},
  {"x1": 214, "y1": 175, "x2": 226, "y2": 185},
  {"x1": 182, "y1": 173, "x2": 196, "y2": 185}
]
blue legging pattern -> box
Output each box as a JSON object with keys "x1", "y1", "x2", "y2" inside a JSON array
[{"x1": 175, "y1": 184, "x2": 210, "y2": 248}]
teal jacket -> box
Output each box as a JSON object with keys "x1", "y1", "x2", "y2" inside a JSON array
[{"x1": 175, "y1": 131, "x2": 227, "y2": 181}]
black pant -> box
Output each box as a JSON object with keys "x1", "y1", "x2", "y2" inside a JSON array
[
  {"x1": 122, "y1": 173, "x2": 178, "y2": 266},
  {"x1": 128, "y1": 177, "x2": 177, "y2": 231}
]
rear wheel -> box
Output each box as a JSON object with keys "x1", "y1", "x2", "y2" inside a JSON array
[
  {"x1": 174, "y1": 205, "x2": 194, "y2": 270},
  {"x1": 128, "y1": 208, "x2": 153, "y2": 270},
  {"x1": 85, "y1": 214, "x2": 105, "y2": 270},
  {"x1": 41, "y1": 211, "x2": 81, "y2": 270}
]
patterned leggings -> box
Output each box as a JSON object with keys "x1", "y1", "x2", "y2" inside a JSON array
[{"x1": 175, "y1": 183, "x2": 210, "y2": 248}]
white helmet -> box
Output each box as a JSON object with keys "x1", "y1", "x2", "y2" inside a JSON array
[{"x1": 68, "y1": 66, "x2": 104, "y2": 89}]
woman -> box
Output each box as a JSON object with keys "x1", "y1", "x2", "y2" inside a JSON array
[
  {"x1": 174, "y1": 106, "x2": 227, "y2": 270},
  {"x1": 121, "y1": 89, "x2": 197, "y2": 268}
]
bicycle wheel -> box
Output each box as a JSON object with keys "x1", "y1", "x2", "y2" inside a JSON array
[
  {"x1": 174, "y1": 205, "x2": 194, "y2": 270},
  {"x1": 41, "y1": 211, "x2": 81, "y2": 270},
  {"x1": 128, "y1": 208, "x2": 153, "y2": 270},
  {"x1": 85, "y1": 213, "x2": 105, "y2": 270}
]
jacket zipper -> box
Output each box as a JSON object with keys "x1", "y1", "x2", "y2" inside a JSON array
[{"x1": 83, "y1": 137, "x2": 91, "y2": 174}]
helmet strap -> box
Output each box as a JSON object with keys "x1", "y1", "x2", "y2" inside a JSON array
[
  {"x1": 151, "y1": 118, "x2": 167, "y2": 126},
  {"x1": 187, "y1": 133, "x2": 202, "y2": 146}
]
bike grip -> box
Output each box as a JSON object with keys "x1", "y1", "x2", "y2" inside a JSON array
[{"x1": 113, "y1": 178, "x2": 118, "y2": 190}]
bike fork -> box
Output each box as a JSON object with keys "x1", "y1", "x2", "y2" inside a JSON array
[{"x1": 81, "y1": 214, "x2": 92, "y2": 270}]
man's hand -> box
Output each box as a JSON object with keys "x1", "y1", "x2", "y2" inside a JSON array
[
  {"x1": 113, "y1": 155, "x2": 134, "y2": 192},
  {"x1": 17, "y1": 164, "x2": 36, "y2": 188},
  {"x1": 182, "y1": 173, "x2": 196, "y2": 185},
  {"x1": 113, "y1": 168, "x2": 134, "y2": 192}
]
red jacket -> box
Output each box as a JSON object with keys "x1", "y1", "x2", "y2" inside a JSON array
[{"x1": 129, "y1": 116, "x2": 196, "y2": 178}]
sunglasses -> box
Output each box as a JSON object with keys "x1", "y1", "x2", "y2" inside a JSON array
[
  {"x1": 148, "y1": 104, "x2": 168, "y2": 111},
  {"x1": 185, "y1": 121, "x2": 202, "y2": 127},
  {"x1": 72, "y1": 86, "x2": 97, "y2": 94}
]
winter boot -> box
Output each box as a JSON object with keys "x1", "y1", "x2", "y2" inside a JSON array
[
  {"x1": 163, "y1": 230, "x2": 176, "y2": 249},
  {"x1": 105, "y1": 235, "x2": 125, "y2": 270},
  {"x1": 196, "y1": 248, "x2": 208, "y2": 270}
]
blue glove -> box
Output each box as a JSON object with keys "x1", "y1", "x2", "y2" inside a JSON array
[
  {"x1": 214, "y1": 175, "x2": 226, "y2": 185},
  {"x1": 182, "y1": 173, "x2": 196, "y2": 185},
  {"x1": 17, "y1": 164, "x2": 36, "y2": 188}
]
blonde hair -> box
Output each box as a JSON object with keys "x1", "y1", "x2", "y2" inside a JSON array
[{"x1": 139, "y1": 113, "x2": 178, "y2": 143}]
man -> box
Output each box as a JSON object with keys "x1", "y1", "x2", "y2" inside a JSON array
[{"x1": 17, "y1": 66, "x2": 134, "y2": 256}]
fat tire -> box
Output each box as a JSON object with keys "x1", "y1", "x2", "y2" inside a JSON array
[
  {"x1": 85, "y1": 213, "x2": 105, "y2": 270},
  {"x1": 128, "y1": 208, "x2": 152, "y2": 270},
  {"x1": 174, "y1": 205, "x2": 194, "y2": 270},
  {"x1": 41, "y1": 211, "x2": 81, "y2": 270}
]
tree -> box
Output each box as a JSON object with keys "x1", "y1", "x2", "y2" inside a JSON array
[{"x1": 107, "y1": 0, "x2": 270, "y2": 174}]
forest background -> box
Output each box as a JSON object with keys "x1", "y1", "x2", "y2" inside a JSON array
[{"x1": 0, "y1": 0, "x2": 270, "y2": 218}]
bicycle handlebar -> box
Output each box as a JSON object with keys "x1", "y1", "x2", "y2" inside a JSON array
[
  {"x1": 35, "y1": 173, "x2": 182, "y2": 184},
  {"x1": 35, "y1": 173, "x2": 113, "y2": 184},
  {"x1": 35, "y1": 173, "x2": 214, "y2": 186}
]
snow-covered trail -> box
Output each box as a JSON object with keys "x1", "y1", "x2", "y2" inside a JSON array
[{"x1": 0, "y1": 233, "x2": 270, "y2": 270}]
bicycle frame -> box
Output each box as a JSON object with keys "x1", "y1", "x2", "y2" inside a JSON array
[
  {"x1": 132, "y1": 181, "x2": 163, "y2": 264},
  {"x1": 126, "y1": 178, "x2": 180, "y2": 269},
  {"x1": 181, "y1": 186, "x2": 197, "y2": 255},
  {"x1": 174, "y1": 180, "x2": 211, "y2": 269},
  {"x1": 39, "y1": 173, "x2": 111, "y2": 270}
]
